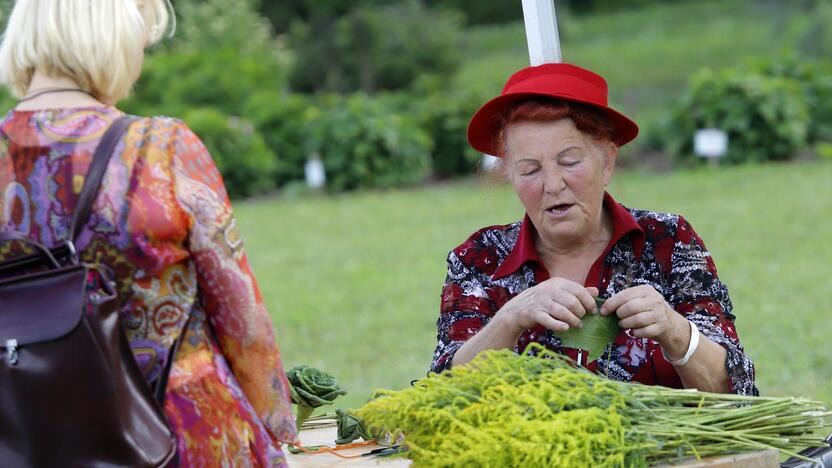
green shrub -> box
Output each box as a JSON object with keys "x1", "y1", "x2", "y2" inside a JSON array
[
  {"x1": 243, "y1": 91, "x2": 316, "y2": 187},
  {"x1": 666, "y1": 67, "x2": 809, "y2": 164},
  {"x1": 289, "y1": 0, "x2": 462, "y2": 93},
  {"x1": 423, "y1": 0, "x2": 521, "y2": 25},
  {"x1": 0, "y1": 0, "x2": 10, "y2": 29},
  {"x1": 798, "y1": 1, "x2": 832, "y2": 59},
  {"x1": 560, "y1": 0, "x2": 687, "y2": 15},
  {"x1": 257, "y1": 0, "x2": 362, "y2": 35},
  {"x1": 309, "y1": 94, "x2": 432, "y2": 192},
  {"x1": 172, "y1": 0, "x2": 283, "y2": 58},
  {"x1": 752, "y1": 56, "x2": 832, "y2": 143},
  {"x1": 182, "y1": 107, "x2": 276, "y2": 198},
  {"x1": 0, "y1": 88, "x2": 14, "y2": 115},
  {"x1": 123, "y1": 46, "x2": 288, "y2": 117},
  {"x1": 121, "y1": 0, "x2": 290, "y2": 118},
  {"x1": 408, "y1": 77, "x2": 488, "y2": 178}
]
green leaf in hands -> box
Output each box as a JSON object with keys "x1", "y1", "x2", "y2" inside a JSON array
[{"x1": 554, "y1": 297, "x2": 619, "y2": 362}]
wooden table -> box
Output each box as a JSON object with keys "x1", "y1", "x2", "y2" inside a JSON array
[
  {"x1": 286, "y1": 427, "x2": 779, "y2": 467},
  {"x1": 286, "y1": 426, "x2": 410, "y2": 467}
]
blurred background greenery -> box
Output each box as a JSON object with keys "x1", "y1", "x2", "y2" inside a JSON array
[
  {"x1": 4, "y1": 0, "x2": 831, "y2": 196},
  {"x1": 1, "y1": 0, "x2": 831, "y2": 410}
]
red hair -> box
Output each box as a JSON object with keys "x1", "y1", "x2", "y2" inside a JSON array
[{"x1": 495, "y1": 98, "x2": 615, "y2": 157}]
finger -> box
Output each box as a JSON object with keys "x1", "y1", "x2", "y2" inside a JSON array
[
  {"x1": 614, "y1": 297, "x2": 654, "y2": 319},
  {"x1": 552, "y1": 278, "x2": 598, "y2": 317},
  {"x1": 546, "y1": 301, "x2": 583, "y2": 329},
  {"x1": 586, "y1": 286, "x2": 599, "y2": 297},
  {"x1": 600, "y1": 285, "x2": 653, "y2": 315},
  {"x1": 554, "y1": 281, "x2": 598, "y2": 315},
  {"x1": 534, "y1": 310, "x2": 569, "y2": 332},
  {"x1": 551, "y1": 289, "x2": 587, "y2": 320},
  {"x1": 630, "y1": 322, "x2": 664, "y2": 339},
  {"x1": 619, "y1": 309, "x2": 662, "y2": 330},
  {"x1": 575, "y1": 287, "x2": 600, "y2": 315}
]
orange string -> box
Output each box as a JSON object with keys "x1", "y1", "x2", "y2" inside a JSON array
[{"x1": 291, "y1": 440, "x2": 377, "y2": 459}]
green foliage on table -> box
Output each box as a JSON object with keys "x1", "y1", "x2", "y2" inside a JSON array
[
  {"x1": 666, "y1": 65, "x2": 809, "y2": 165},
  {"x1": 356, "y1": 343, "x2": 831, "y2": 467},
  {"x1": 334, "y1": 408, "x2": 373, "y2": 445},
  {"x1": 288, "y1": 0, "x2": 462, "y2": 93},
  {"x1": 182, "y1": 107, "x2": 275, "y2": 198}
]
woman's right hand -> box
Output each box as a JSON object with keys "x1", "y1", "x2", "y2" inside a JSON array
[{"x1": 496, "y1": 278, "x2": 599, "y2": 334}]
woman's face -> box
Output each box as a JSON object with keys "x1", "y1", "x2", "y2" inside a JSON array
[{"x1": 504, "y1": 118, "x2": 617, "y2": 248}]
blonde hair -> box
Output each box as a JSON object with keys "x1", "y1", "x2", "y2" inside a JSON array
[{"x1": 0, "y1": 0, "x2": 173, "y2": 103}]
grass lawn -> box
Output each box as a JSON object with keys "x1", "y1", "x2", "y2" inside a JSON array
[{"x1": 236, "y1": 160, "x2": 832, "y2": 410}]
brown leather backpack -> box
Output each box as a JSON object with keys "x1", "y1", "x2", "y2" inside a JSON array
[{"x1": 0, "y1": 116, "x2": 178, "y2": 467}]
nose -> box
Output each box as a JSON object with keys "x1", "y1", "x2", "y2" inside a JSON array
[{"x1": 542, "y1": 165, "x2": 567, "y2": 195}]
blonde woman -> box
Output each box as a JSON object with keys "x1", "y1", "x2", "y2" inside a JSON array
[{"x1": 0, "y1": 1, "x2": 296, "y2": 465}]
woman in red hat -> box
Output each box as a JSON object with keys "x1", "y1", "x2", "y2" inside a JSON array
[{"x1": 430, "y1": 63, "x2": 757, "y2": 395}]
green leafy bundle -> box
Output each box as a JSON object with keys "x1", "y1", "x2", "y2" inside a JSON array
[
  {"x1": 355, "y1": 344, "x2": 831, "y2": 467},
  {"x1": 335, "y1": 408, "x2": 374, "y2": 445},
  {"x1": 286, "y1": 365, "x2": 346, "y2": 430}
]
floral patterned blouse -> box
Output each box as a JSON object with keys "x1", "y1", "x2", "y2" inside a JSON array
[
  {"x1": 0, "y1": 107, "x2": 297, "y2": 466},
  {"x1": 432, "y1": 193, "x2": 758, "y2": 396}
]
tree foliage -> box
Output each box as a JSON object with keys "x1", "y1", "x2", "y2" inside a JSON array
[{"x1": 288, "y1": 0, "x2": 462, "y2": 93}]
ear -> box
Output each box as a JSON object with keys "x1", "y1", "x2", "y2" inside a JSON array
[{"x1": 601, "y1": 141, "x2": 618, "y2": 187}]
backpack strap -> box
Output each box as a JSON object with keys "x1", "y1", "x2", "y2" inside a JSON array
[
  {"x1": 154, "y1": 312, "x2": 193, "y2": 405},
  {"x1": 69, "y1": 115, "x2": 138, "y2": 245}
]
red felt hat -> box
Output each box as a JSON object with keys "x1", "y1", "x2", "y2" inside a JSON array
[{"x1": 467, "y1": 63, "x2": 639, "y2": 156}]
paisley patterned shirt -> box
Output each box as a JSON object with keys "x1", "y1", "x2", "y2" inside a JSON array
[
  {"x1": 0, "y1": 107, "x2": 296, "y2": 466},
  {"x1": 431, "y1": 193, "x2": 758, "y2": 396}
]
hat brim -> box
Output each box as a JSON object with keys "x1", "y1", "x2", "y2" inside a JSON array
[{"x1": 467, "y1": 92, "x2": 639, "y2": 156}]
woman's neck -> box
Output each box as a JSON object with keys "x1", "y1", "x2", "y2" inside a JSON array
[
  {"x1": 535, "y1": 208, "x2": 614, "y2": 269},
  {"x1": 15, "y1": 70, "x2": 105, "y2": 111}
]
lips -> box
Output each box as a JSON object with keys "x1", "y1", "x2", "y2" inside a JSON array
[{"x1": 545, "y1": 203, "x2": 574, "y2": 214}]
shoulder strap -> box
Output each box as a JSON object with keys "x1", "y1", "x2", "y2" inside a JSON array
[
  {"x1": 69, "y1": 115, "x2": 138, "y2": 243},
  {"x1": 154, "y1": 312, "x2": 193, "y2": 404}
]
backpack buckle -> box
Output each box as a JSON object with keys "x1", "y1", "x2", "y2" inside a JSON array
[
  {"x1": 5, "y1": 339, "x2": 19, "y2": 366},
  {"x1": 66, "y1": 240, "x2": 79, "y2": 264}
]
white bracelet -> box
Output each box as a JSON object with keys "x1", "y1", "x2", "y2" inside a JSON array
[{"x1": 662, "y1": 320, "x2": 699, "y2": 366}]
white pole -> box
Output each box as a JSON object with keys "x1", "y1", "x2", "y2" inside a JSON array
[{"x1": 521, "y1": 0, "x2": 562, "y2": 65}]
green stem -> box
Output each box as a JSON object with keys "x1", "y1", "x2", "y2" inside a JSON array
[
  {"x1": 305, "y1": 412, "x2": 337, "y2": 422},
  {"x1": 295, "y1": 405, "x2": 315, "y2": 430}
]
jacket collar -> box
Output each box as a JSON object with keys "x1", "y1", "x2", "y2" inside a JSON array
[{"x1": 492, "y1": 192, "x2": 645, "y2": 280}]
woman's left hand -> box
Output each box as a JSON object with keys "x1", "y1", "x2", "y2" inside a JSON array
[{"x1": 599, "y1": 285, "x2": 688, "y2": 355}]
